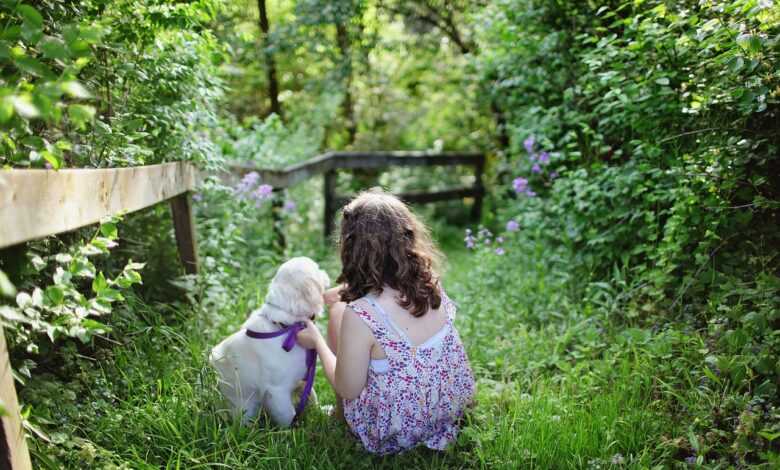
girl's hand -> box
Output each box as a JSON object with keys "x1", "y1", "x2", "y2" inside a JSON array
[
  {"x1": 323, "y1": 285, "x2": 343, "y2": 307},
  {"x1": 296, "y1": 320, "x2": 322, "y2": 350}
]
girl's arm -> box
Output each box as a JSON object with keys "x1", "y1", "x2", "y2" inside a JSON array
[
  {"x1": 323, "y1": 284, "x2": 345, "y2": 307},
  {"x1": 299, "y1": 307, "x2": 372, "y2": 400}
]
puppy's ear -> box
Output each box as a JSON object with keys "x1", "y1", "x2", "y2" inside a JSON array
[{"x1": 295, "y1": 274, "x2": 325, "y2": 319}]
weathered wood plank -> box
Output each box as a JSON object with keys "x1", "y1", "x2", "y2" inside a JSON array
[
  {"x1": 229, "y1": 153, "x2": 336, "y2": 189},
  {"x1": 0, "y1": 163, "x2": 197, "y2": 249},
  {"x1": 227, "y1": 152, "x2": 484, "y2": 189},
  {"x1": 169, "y1": 193, "x2": 198, "y2": 274},
  {"x1": 331, "y1": 152, "x2": 483, "y2": 170},
  {"x1": 0, "y1": 326, "x2": 32, "y2": 470}
]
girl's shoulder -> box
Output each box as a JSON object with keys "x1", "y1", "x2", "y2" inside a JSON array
[{"x1": 345, "y1": 296, "x2": 385, "y2": 332}]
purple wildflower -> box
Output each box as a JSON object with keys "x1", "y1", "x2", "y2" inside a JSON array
[
  {"x1": 538, "y1": 152, "x2": 550, "y2": 165},
  {"x1": 523, "y1": 136, "x2": 535, "y2": 154},
  {"x1": 45, "y1": 162, "x2": 53, "y2": 169},
  {"x1": 496, "y1": 236, "x2": 504, "y2": 244},
  {"x1": 464, "y1": 229, "x2": 476, "y2": 249},
  {"x1": 513, "y1": 177, "x2": 528, "y2": 193},
  {"x1": 256, "y1": 184, "x2": 273, "y2": 197},
  {"x1": 525, "y1": 189, "x2": 537, "y2": 197},
  {"x1": 550, "y1": 171, "x2": 559, "y2": 180},
  {"x1": 192, "y1": 193, "x2": 202, "y2": 202},
  {"x1": 283, "y1": 199, "x2": 297, "y2": 213},
  {"x1": 252, "y1": 184, "x2": 274, "y2": 206},
  {"x1": 532, "y1": 163, "x2": 542, "y2": 174},
  {"x1": 236, "y1": 171, "x2": 260, "y2": 194},
  {"x1": 506, "y1": 219, "x2": 520, "y2": 232},
  {"x1": 685, "y1": 455, "x2": 697, "y2": 465},
  {"x1": 495, "y1": 247, "x2": 505, "y2": 255}
]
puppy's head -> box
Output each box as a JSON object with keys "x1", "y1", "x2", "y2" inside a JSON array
[{"x1": 264, "y1": 257, "x2": 330, "y2": 324}]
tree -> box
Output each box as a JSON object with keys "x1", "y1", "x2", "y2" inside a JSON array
[{"x1": 258, "y1": 0, "x2": 283, "y2": 118}]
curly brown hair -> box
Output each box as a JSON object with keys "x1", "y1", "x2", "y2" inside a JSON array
[{"x1": 336, "y1": 189, "x2": 443, "y2": 317}]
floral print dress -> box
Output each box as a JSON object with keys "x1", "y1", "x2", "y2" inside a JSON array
[{"x1": 342, "y1": 292, "x2": 475, "y2": 454}]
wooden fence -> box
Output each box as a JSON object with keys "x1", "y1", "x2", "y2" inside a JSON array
[
  {"x1": 229, "y1": 151, "x2": 485, "y2": 237},
  {"x1": 0, "y1": 150, "x2": 484, "y2": 468},
  {"x1": 0, "y1": 162, "x2": 198, "y2": 469}
]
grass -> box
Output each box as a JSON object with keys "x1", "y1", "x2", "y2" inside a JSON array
[{"x1": 24, "y1": 226, "x2": 704, "y2": 469}]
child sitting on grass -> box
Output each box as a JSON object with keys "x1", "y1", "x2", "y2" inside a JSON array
[{"x1": 296, "y1": 189, "x2": 475, "y2": 454}]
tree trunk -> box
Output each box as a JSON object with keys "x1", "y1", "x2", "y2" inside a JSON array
[
  {"x1": 258, "y1": 0, "x2": 282, "y2": 119},
  {"x1": 336, "y1": 22, "x2": 356, "y2": 146}
]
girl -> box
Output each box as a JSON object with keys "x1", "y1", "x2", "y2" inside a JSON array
[{"x1": 296, "y1": 189, "x2": 475, "y2": 454}]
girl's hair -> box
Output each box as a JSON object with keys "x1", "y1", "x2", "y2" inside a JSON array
[{"x1": 337, "y1": 188, "x2": 443, "y2": 317}]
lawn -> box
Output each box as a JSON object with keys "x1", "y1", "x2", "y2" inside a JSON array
[{"x1": 25, "y1": 227, "x2": 704, "y2": 469}]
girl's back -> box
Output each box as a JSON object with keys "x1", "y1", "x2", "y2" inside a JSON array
[{"x1": 343, "y1": 289, "x2": 474, "y2": 454}]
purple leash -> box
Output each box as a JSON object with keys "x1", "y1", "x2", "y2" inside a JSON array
[{"x1": 245, "y1": 322, "x2": 317, "y2": 422}]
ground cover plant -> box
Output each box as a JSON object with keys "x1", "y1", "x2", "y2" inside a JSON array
[{"x1": 1, "y1": 0, "x2": 778, "y2": 468}]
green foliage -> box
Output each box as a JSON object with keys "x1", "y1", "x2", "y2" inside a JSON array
[
  {"x1": 478, "y1": 4, "x2": 780, "y2": 463},
  {"x1": 0, "y1": 0, "x2": 227, "y2": 169},
  {"x1": 0, "y1": 216, "x2": 143, "y2": 355}
]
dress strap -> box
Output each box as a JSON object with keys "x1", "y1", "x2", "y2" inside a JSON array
[
  {"x1": 441, "y1": 288, "x2": 457, "y2": 321},
  {"x1": 365, "y1": 294, "x2": 414, "y2": 345},
  {"x1": 348, "y1": 296, "x2": 407, "y2": 354},
  {"x1": 347, "y1": 298, "x2": 392, "y2": 342}
]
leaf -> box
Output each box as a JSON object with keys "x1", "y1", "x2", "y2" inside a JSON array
[
  {"x1": 92, "y1": 272, "x2": 108, "y2": 294},
  {"x1": 99, "y1": 221, "x2": 117, "y2": 238},
  {"x1": 0, "y1": 306, "x2": 29, "y2": 324},
  {"x1": 13, "y1": 55, "x2": 53, "y2": 78},
  {"x1": 16, "y1": 4, "x2": 43, "y2": 29},
  {"x1": 0, "y1": 97, "x2": 13, "y2": 123},
  {"x1": 12, "y1": 95, "x2": 40, "y2": 119},
  {"x1": 30, "y1": 255, "x2": 46, "y2": 271},
  {"x1": 737, "y1": 33, "x2": 762, "y2": 53},
  {"x1": 61, "y1": 81, "x2": 92, "y2": 99},
  {"x1": 54, "y1": 253, "x2": 73, "y2": 264},
  {"x1": 758, "y1": 430, "x2": 780, "y2": 442},
  {"x1": 44, "y1": 285, "x2": 65, "y2": 305},
  {"x1": 67, "y1": 104, "x2": 95, "y2": 130},
  {"x1": 702, "y1": 366, "x2": 721, "y2": 385},
  {"x1": 655, "y1": 77, "x2": 670, "y2": 86},
  {"x1": 0, "y1": 270, "x2": 16, "y2": 297},
  {"x1": 42, "y1": 151, "x2": 62, "y2": 169},
  {"x1": 31, "y1": 287, "x2": 43, "y2": 307},
  {"x1": 40, "y1": 36, "x2": 69, "y2": 60},
  {"x1": 16, "y1": 292, "x2": 32, "y2": 308}
]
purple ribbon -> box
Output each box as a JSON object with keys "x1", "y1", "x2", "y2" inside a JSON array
[{"x1": 245, "y1": 322, "x2": 317, "y2": 422}]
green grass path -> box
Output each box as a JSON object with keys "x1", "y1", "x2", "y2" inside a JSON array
[{"x1": 30, "y1": 237, "x2": 681, "y2": 469}]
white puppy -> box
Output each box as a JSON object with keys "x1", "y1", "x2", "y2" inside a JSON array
[{"x1": 209, "y1": 257, "x2": 330, "y2": 426}]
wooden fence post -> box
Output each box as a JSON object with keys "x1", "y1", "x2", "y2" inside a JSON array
[
  {"x1": 169, "y1": 192, "x2": 198, "y2": 274},
  {"x1": 471, "y1": 156, "x2": 485, "y2": 222},
  {"x1": 0, "y1": 326, "x2": 32, "y2": 470},
  {"x1": 323, "y1": 170, "x2": 337, "y2": 239},
  {"x1": 271, "y1": 195, "x2": 286, "y2": 252}
]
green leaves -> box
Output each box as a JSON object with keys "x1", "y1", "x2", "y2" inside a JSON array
[
  {"x1": 67, "y1": 104, "x2": 95, "y2": 130},
  {"x1": 0, "y1": 269, "x2": 16, "y2": 297},
  {"x1": 16, "y1": 4, "x2": 43, "y2": 29},
  {"x1": 3, "y1": 215, "x2": 143, "y2": 347}
]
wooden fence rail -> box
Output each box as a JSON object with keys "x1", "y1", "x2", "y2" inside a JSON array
[
  {"x1": 230, "y1": 151, "x2": 485, "y2": 238},
  {"x1": 0, "y1": 162, "x2": 199, "y2": 469}
]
